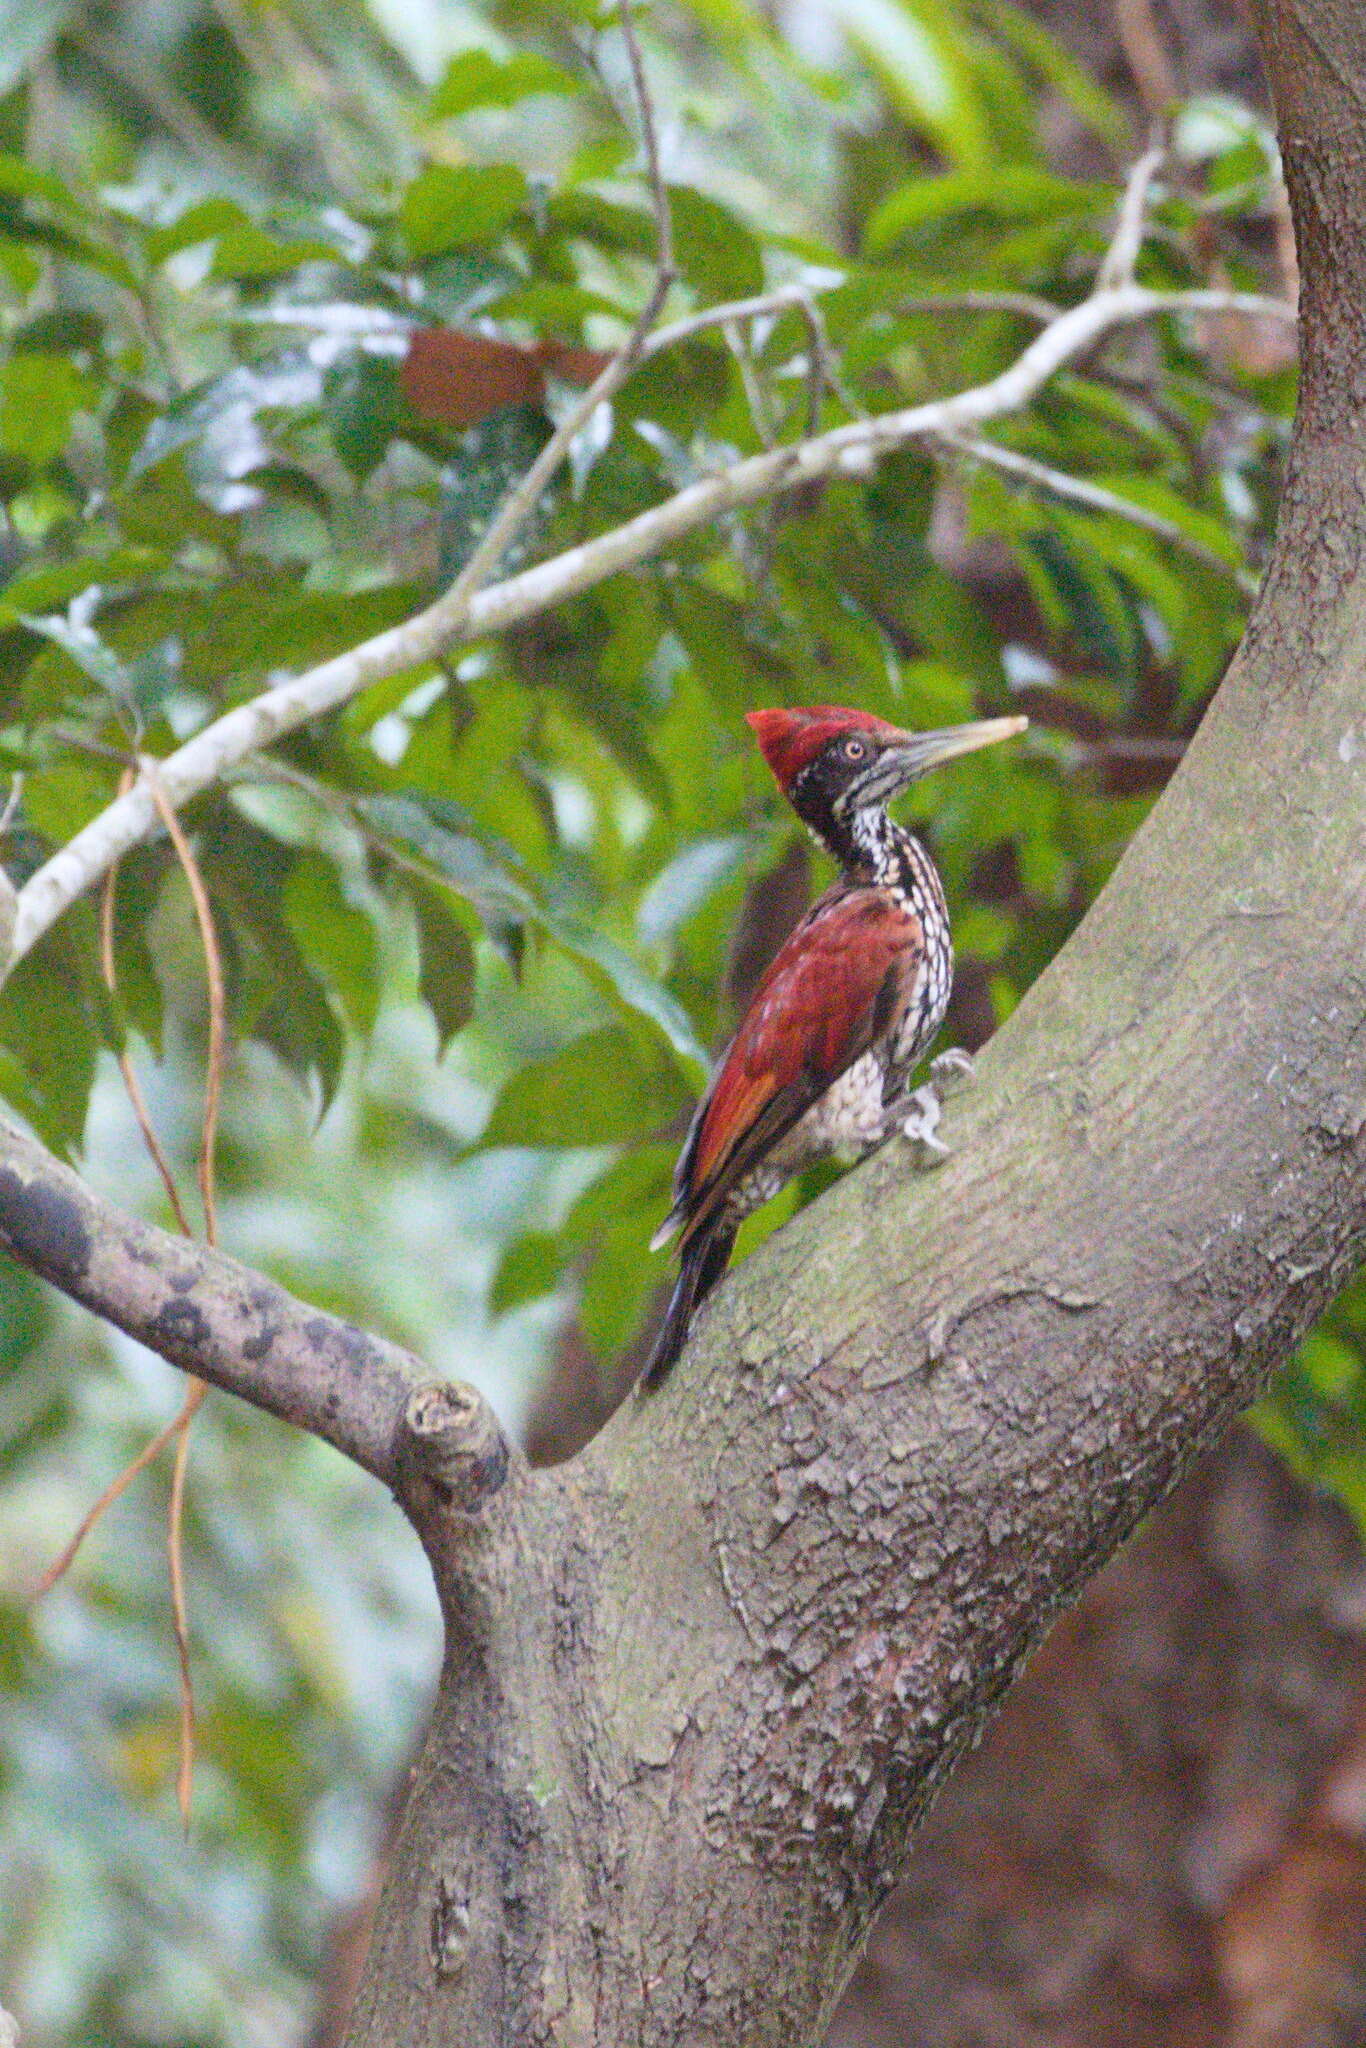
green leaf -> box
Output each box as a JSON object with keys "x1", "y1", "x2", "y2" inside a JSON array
[
  {"x1": 550, "y1": 915, "x2": 709, "y2": 1078},
  {"x1": 439, "y1": 403, "x2": 551, "y2": 579},
  {"x1": 560, "y1": 1144, "x2": 676, "y2": 1250},
  {"x1": 481, "y1": 1023, "x2": 689, "y2": 1149},
  {"x1": 0, "y1": 353, "x2": 96, "y2": 464},
  {"x1": 637, "y1": 835, "x2": 753, "y2": 946},
  {"x1": 1092, "y1": 473, "x2": 1246, "y2": 571},
  {"x1": 282, "y1": 853, "x2": 380, "y2": 1037},
  {"x1": 668, "y1": 185, "x2": 763, "y2": 301},
  {"x1": 358, "y1": 793, "x2": 709, "y2": 1074},
  {"x1": 0, "y1": 949, "x2": 96, "y2": 1155},
  {"x1": 401, "y1": 165, "x2": 528, "y2": 258},
  {"x1": 982, "y1": 0, "x2": 1129, "y2": 148},
  {"x1": 201, "y1": 814, "x2": 346, "y2": 1107},
  {"x1": 0, "y1": 236, "x2": 41, "y2": 294},
  {"x1": 865, "y1": 167, "x2": 1109, "y2": 254},
  {"x1": 324, "y1": 355, "x2": 408, "y2": 483},
  {"x1": 0, "y1": 547, "x2": 163, "y2": 628},
  {"x1": 146, "y1": 198, "x2": 340, "y2": 277},
  {"x1": 580, "y1": 1217, "x2": 661, "y2": 1363},
  {"x1": 358, "y1": 792, "x2": 536, "y2": 924},
  {"x1": 18, "y1": 611, "x2": 182, "y2": 726},
  {"x1": 0, "y1": 147, "x2": 73, "y2": 211},
  {"x1": 426, "y1": 50, "x2": 580, "y2": 120},
  {"x1": 489, "y1": 1229, "x2": 564, "y2": 1313},
  {"x1": 409, "y1": 883, "x2": 476, "y2": 1053}
]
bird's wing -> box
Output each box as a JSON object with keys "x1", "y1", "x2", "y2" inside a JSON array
[{"x1": 664, "y1": 884, "x2": 925, "y2": 1248}]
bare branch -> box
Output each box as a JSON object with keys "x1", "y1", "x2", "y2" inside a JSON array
[
  {"x1": 938, "y1": 431, "x2": 1261, "y2": 595},
  {"x1": 4, "y1": 277, "x2": 1295, "y2": 978},
  {"x1": 893, "y1": 288, "x2": 1063, "y2": 323},
  {"x1": 1097, "y1": 140, "x2": 1166, "y2": 289},
  {"x1": 616, "y1": 0, "x2": 672, "y2": 278},
  {"x1": 0, "y1": 1115, "x2": 456, "y2": 1490}
]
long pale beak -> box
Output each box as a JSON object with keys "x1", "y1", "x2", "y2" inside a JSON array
[{"x1": 869, "y1": 714, "x2": 1028, "y2": 801}]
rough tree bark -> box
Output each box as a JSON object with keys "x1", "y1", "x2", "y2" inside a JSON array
[
  {"x1": 1, "y1": 0, "x2": 1364, "y2": 2041},
  {"x1": 828, "y1": 1425, "x2": 1366, "y2": 2048}
]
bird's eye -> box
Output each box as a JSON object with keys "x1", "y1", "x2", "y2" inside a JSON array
[{"x1": 843, "y1": 736, "x2": 867, "y2": 761}]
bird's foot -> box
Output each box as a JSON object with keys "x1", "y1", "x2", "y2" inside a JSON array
[
  {"x1": 902, "y1": 1084, "x2": 950, "y2": 1164},
  {"x1": 901, "y1": 1050, "x2": 975, "y2": 1165},
  {"x1": 930, "y1": 1047, "x2": 975, "y2": 1091}
]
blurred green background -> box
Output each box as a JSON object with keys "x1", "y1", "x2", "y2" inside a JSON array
[{"x1": 0, "y1": 0, "x2": 1359, "y2": 2040}]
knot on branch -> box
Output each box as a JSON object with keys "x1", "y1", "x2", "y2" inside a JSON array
[{"x1": 396, "y1": 1379, "x2": 510, "y2": 1518}]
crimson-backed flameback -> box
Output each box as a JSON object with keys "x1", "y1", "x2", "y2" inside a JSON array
[{"x1": 643, "y1": 704, "x2": 1027, "y2": 1388}]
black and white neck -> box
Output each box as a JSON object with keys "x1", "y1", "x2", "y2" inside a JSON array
[{"x1": 815, "y1": 799, "x2": 941, "y2": 900}]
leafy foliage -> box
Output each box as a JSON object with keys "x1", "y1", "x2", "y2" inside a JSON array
[{"x1": 0, "y1": 0, "x2": 1352, "y2": 2042}]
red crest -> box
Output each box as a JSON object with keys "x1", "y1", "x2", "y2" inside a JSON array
[{"x1": 744, "y1": 706, "x2": 903, "y2": 793}]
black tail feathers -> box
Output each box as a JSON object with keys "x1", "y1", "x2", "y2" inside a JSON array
[{"x1": 639, "y1": 1219, "x2": 737, "y2": 1391}]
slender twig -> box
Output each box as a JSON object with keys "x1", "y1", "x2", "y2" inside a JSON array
[
  {"x1": 5, "y1": 274, "x2": 1297, "y2": 977},
  {"x1": 647, "y1": 286, "x2": 829, "y2": 353},
  {"x1": 142, "y1": 761, "x2": 229, "y2": 1826},
  {"x1": 444, "y1": 0, "x2": 675, "y2": 610},
  {"x1": 1097, "y1": 141, "x2": 1165, "y2": 289},
  {"x1": 893, "y1": 289, "x2": 1063, "y2": 324},
  {"x1": 34, "y1": 842, "x2": 209, "y2": 1723},
  {"x1": 100, "y1": 881, "x2": 193, "y2": 1236},
  {"x1": 31, "y1": 1393, "x2": 202, "y2": 1598},
  {"x1": 727, "y1": 321, "x2": 777, "y2": 447},
  {"x1": 255, "y1": 281, "x2": 849, "y2": 361},
  {"x1": 143, "y1": 764, "x2": 225, "y2": 1246},
  {"x1": 617, "y1": 0, "x2": 671, "y2": 269},
  {"x1": 938, "y1": 432, "x2": 1260, "y2": 596},
  {"x1": 1114, "y1": 0, "x2": 1178, "y2": 116},
  {"x1": 167, "y1": 1377, "x2": 206, "y2": 1825},
  {"x1": 796, "y1": 291, "x2": 865, "y2": 424}
]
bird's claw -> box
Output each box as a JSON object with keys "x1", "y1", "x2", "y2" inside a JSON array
[
  {"x1": 930, "y1": 1047, "x2": 975, "y2": 1091},
  {"x1": 902, "y1": 1084, "x2": 950, "y2": 1163},
  {"x1": 902, "y1": 1051, "x2": 975, "y2": 1164}
]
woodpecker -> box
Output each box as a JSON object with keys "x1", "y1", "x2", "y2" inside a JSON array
[{"x1": 642, "y1": 703, "x2": 1027, "y2": 1389}]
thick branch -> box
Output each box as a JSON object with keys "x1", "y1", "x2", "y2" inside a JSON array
[
  {"x1": 0, "y1": 1115, "x2": 495, "y2": 1492},
  {"x1": 6, "y1": 280, "x2": 1292, "y2": 978}
]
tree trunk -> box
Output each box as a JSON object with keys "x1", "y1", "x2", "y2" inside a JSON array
[
  {"x1": 336, "y1": 2, "x2": 1366, "y2": 2040},
  {"x1": 829, "y1": 1425, "x2": 1366, "y2": 2048}
]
